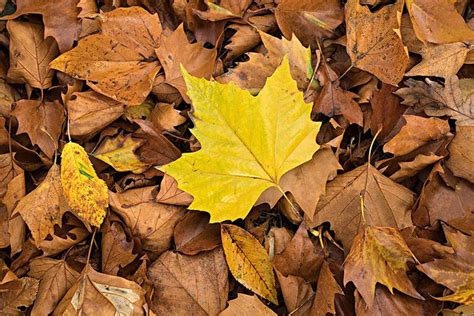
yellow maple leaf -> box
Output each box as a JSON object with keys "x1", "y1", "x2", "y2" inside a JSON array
[
  {"x1": 61, "y1": 142, "x2": 109, "y2": 227},
  {"x1": 160, "y1": 57, "x2": 321, "y2": 222}
]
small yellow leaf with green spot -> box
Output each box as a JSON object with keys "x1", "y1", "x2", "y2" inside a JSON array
[{"x1": 61, "y1": 142, "x2": 109, "y2": 227}]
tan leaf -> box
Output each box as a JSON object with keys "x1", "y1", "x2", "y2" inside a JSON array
[
  {"x1": 406, "y1": 0, "x2": 474, "y2": 44},
  {"x1": 275, "y1": 271, "x2": 313, "y2": 315},
  {"x1": 344, "y1": 226, "x2": 422, "y2": 307},
  {"x1": 15, "y1": 165, "x2": 69, "y2": 246},
  {"x1": 11, "y1": 99, "x2": 65, "y2": 158},
  {"x1": 275, "y1": 0, "x2": 344, "y2": 47},
  {"x1": 272, "y1": 223, "x2": 324, "y2": 282},
  {"x1": 310, "y1": 261, "x2": 343, "y2": 316},
  {"x1": 148, "y1": 248, "x2": 228, "y2": 315},
  {"x1": 6, "y1": 20, "x2": 58, "y2": 89},
  {"x1": 29, "y1": 258, "x2": 80, "y2": 316},
  {"x1": 219, "y1": 294, "x2": 275, "y2": 316},
  {"x1": 0, "y1": 62, "x2": 18, "y2": 116},
  {"x1": 345, "y1": 0, "x2": 408, "y2": 85},
  {"x1": 395, "y1": 76, "x2": 474, "y2": 127},
  {"x1": 101, "y1": 220, "x2": 136, "y2": 275},
  {"x1": 0, "y1": 153, "x2": 23, "y2": 200},
  {"x1": 384, "y1": 115, "x2": 450, "y2": 156},
  {"x1": 174, "y1": 211, "x2": 221, "y2": 255},
  {"x1": 66, "y1": 91, "x2": 125, "y2": 137},
  {"x1": 94, "y1": 134, "x2": 149, "y2": 174},
  {"x1": 218, "y1": 31, "x2": 311, "y2": 92},
  {"x1": 221, "y1": 224, "x2": 277, "y2": 304},
  {"x1": 418, "y1": 225, "x2": 474, "y2": 305},
  {"x1": 54, "y1": 265, "x2": 145, "y2": 315},
  {"x1": 109, "y1": 186, "x2": 186, "y2": 255},
  {"x1": 446, "y1": 126, "x2": 474, "y2": 183},
  {"x1": 390, "y1": 153, "x2": 443, "y2": 182},
  {"x1": 405, "y1": 42, "x2": 470, "y2": 78},
  {"x1": 156, "y1": 173, "x2": 193, "y2": 206},
  {"x1": 311, "y1": 164, "x2": 415, "y2": 249},
  {"x1": 151, "y1": 102, "x2": 186, "y2": 132},
  {"x1": 0, "y1": 277, "x2": 39, "y2": 315},
  {"x1": 2, "y1": 0, "x2": 80, "y2": 52},
  {"x1": 155, "y1": 24, "x2": 217, "y2": 101},
  {"x1": 51, "y1": 7, "x2": 162, "y2": 105}
]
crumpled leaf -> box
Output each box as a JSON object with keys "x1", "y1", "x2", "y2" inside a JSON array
[
  {"x1": 6, "y1": 20, "x2": 58, "y2": 89},
  {"x1": 160, "y1": 57, "x2": 321, "y2": 222},
  {"x1": 94, "y1": 134, "x2": 149, "y2": 174},
  {"x1": 0, "y1": 276, "x2": 39, "y2": 315},
  {"x1": 221, "y1": 224, "x2": 277, "y2": 304},
  {"x1": 148, "y1": 247, "x2": 228, "y2": 315},
  {"x1": 418, "y1": 225, "x2": 474, "y2": 305},
  {"x1": 344, "y1": 226, "x2": 423, "y2": 307},
  {"x1": 345, "y1": 0, "x2": 408, "y2": 85},
  {"x1": 395, "y1": 76, "x2": 474, "y2": 127},
  {"x1": 29, "y1": 258, "x2": 80, "y2": 316},
  {"x1": 12, "y1": 99, "x2": 65, "y2": 158},
  {"x1": 60, "y1": 142, "x2": 109, "y2": 227},
  {"x1": 54, "y1": 265, "x2": 145, "y2": 315},
  {"x1": 50, "y1": 7, "x2": 162, "y2": 105},
  {"x1": 15, "y1": 165, "x2": 68, "y2": 246},
  {"x1": 311, "y1": 164, "x2": 415, "y2": 249}
]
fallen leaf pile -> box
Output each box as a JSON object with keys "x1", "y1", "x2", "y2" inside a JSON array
[{"x1": 0, "y1": 0, "x2": 473, "y2": 315}]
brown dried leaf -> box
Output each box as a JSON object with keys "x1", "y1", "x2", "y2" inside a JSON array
[
  {"x1": 344, "y1": 226, "x2": 423, "y2": 307},
  {"x1": 156, "y1": 173, "x2": 193, "y2": 206},
  {"x1": 29, "y1": 258, "x2": 80, "y2": 316},
  {"x1": 7, "y1": 20, "x2": 58, "y2": 89},
  {"x1": 275, "y1": 271, "x2": 313, "y2": 315},
  {"x1": 446, "y1": 126, "x2": 474, "y2": 183},
  {"x1": 148, "y1": 248, "x2": 228, "y2": 315},
  {"x1": 101, "y1": 220, "x2": 136, "y2": 275},
  {"x1": 0, "y1": 277, "x2": 39, "y2": 315},
  {"x1": 309, "y1": 261, "x2": 343, "y2": 316},
  {"x1": 220, "y1": 294, "x2": 275, "y2": 316},
  {"x1": 151, "y1": 102, "x2": 186, "y2": 132}
]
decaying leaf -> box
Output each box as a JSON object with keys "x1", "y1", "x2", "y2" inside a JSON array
[
  {"x1": 161, "y1": 57, "x2": 320, "y2": 222},
  {"x1": 94, "y1": 134, "x2": 149, "y2": 174},
  {"x1": 54, "y1": 265, "x2": 145, "y2": 315},
  {"x1": 60, "y1": 142, "x2": 109, "y2": 227},
  {"x1": 221, "y1": 224, "x2": 277, "y2": 304},
  {"x1": 344, "y1": 226, "x2": 423, "y2": 307},
  {"x1": 0, "y1": 276, "x2": 39, "y2": 315}
]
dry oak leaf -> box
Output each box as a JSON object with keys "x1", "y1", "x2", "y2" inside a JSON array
[
  {"x1": 2, "y1": 0, "x2": 80, "y2": 52},
  {"x1": 7, "y1": 20, "x2": 58, "y2": 89},
  {"x1": 406, "y1": 0, "x2": 474, "y2": 44},
  {"x1": 396, "y1": 76, "x2": 474, "y2": 127},
  {"x1": 155, "y1": 24, "x2": 217, "y2": 102},
  {"x1": 383, "y1": 115, "x2": 450, "y2": 157},
  {"x1": 66, "y1": 91, "x2": 125, "y2": 137},
  {"x1": 344, "y1": 226, "x2": 423, "y2": 307},
  {"x1": 109, "y1": 186, "x2": 186, "y2": 255},
  {"x1": 94, "y1": 134, "x2": 149, "y2": 174},
  {"x1": 50, "y1": 7, "x2": 162, "y2": 105},
  {"x1": 0, "y1": 277, "x2": 39, "y2": 315},
  {"x1": 405, "y1": 42, "x2": 471, "y2": 78},
  {"x1": 15, "y1": 165, "x2": 68, "y2": 247},
  {"x1": 311, "y1": 164, "x2": 415, "y2": 250},
  {"x1": 446, "y1": 126, "x2": 474, "y2": 183},
  {"x1": 160, "y1": 57, "x2": 321, "y2": 222},
  {"x1": 148, "y1": 247, "x2": 228, "y2": 315},
  {"x1": 220, "y1": 294, "x2": 276, "y2": 316},
  {"x1": 418, "y1": 225, "x2": 474, "y2": 305},
  {"x1": 12, "y1": 99, "x2": 65, "y2": 158},
  {"x1": 345, "y1": 0, "x2": 408, "y2": 85},
  {"x1": 275, "y1": 0, "x2": 344, "y2": 47},
  {"x1": 218, "y1": 31, "x2": 311, "y2": 92},
  {"x1": 60, "y1": 142, "x2": 109, "y2": 227},
  {"x1": 221, "y1": 224, "x2": 277, "y2": 304},
  {"x1": 54, "y1": 264, "x2": 145, "y2": 315},
  {"x1": 28, "y1": 257, "x2": 80, "y2": 316}
]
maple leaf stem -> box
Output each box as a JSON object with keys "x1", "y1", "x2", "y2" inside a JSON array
[{"x1": 275, "y1": 184, "x2": 300, "y2": 215}]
